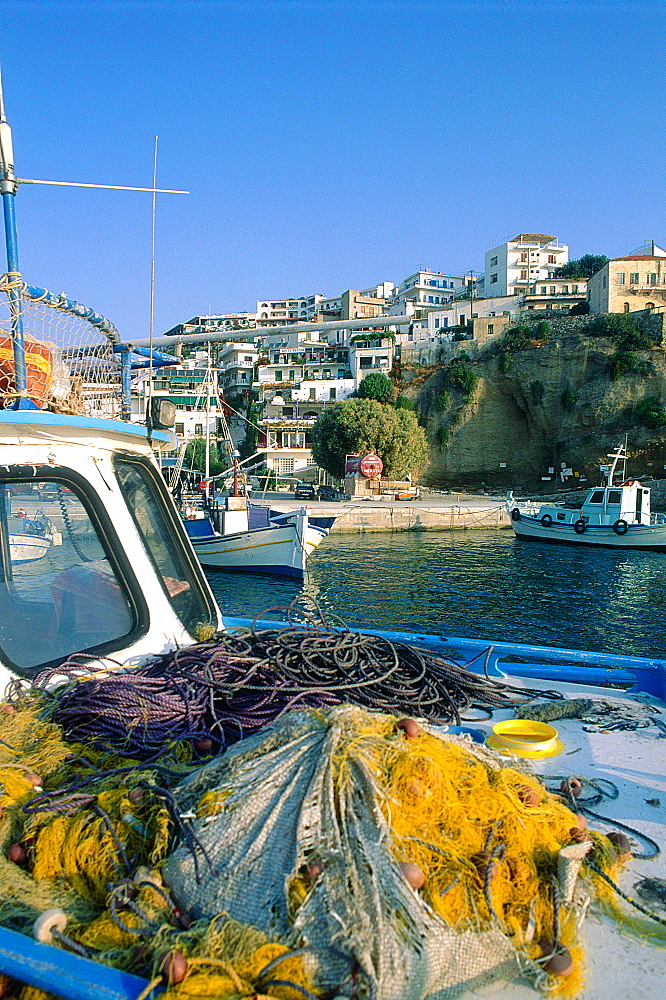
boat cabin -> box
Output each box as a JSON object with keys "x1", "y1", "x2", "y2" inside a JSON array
[
  {"x1": 539, "y1": 480, "x2": 652, "y2": 528},
  {"x1": 0, "y1": 412, "x2": 221, "y2": 691}
]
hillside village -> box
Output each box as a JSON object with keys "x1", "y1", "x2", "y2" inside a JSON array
[{"x1": 130, "y1": 234, "x2": 666, "y2": 490}]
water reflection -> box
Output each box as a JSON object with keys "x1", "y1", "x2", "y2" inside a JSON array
[{"x1": 205, "y1": 530, "x2": 666, "y2": 658}]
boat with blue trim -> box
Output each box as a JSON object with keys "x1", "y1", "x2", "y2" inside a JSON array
[{"x1": 506, "y1": 444, "x2": 666, "y2": 549}]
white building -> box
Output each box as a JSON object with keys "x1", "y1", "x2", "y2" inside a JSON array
[
  {"x1": 484, "y1": 234, "x2": 569, "y2": 297},
  {"x1": 388, "y1": 269, "x2": 464, "y2": 313},
  {"x1": 253, "y1": 329, "x2": 355, "y2": 478},
  {"x1": 217, "y1": 340, "x2": 259, "y2": 396},
  {"x1": 255, "y1": 294, "x2": 324, "y2": 324}
]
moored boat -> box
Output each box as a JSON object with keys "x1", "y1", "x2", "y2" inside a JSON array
[
  {"x1": 183, "y1": 496, "x2": 328, "y2": 579},
  {"x1": 506, "y1": 443, "x2": 666, "y2": 549}
]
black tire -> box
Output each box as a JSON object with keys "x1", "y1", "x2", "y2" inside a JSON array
[
  {"x1": 541, "y1": 514, "x2": 553, "y2": 527},
  {"x1": 574, "y1": 519, "x2": 586, "y2": 534},
  {"x1": 511, "y1": 508, "x2": 521, "y2": 521},
  {"x1": 613, "y1": 519, "x2": 629, "y2": 535}
]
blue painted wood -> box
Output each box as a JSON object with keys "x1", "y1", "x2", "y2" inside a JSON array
[
  {"x1": 0, "y1": 925, "x2": 154, "y2": 1000},
  {"x1": 221, "y1": 616, "x2": 666, "y2": 700}
]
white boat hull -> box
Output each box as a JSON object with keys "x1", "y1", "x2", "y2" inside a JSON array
[
  {"x1": 8, "y1": 532, "x2": 51, "y2": 563},
  {"x1": 190, "y1": 516, "x2": 326, "y2": 579},
  {"x1": 510, "y1": 513, "x2": 666, "y2": 549}
]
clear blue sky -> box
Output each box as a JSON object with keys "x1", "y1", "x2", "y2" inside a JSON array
[{"x1": 1, "y1": 0, "x2": 665, "y2": 340}]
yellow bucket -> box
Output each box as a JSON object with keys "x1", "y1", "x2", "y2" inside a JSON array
[{"x1": 485, "y1": 719, "x2": 564, "y2": 759}]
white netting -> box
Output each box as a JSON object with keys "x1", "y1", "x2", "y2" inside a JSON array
[{"x1": 0, "y1": 274, "x2": 121, "y2": 415}]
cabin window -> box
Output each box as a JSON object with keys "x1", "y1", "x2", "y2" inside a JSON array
[
  {"x1": 607, "y1": 490, "x2": 622, "y2": 505},
  {"x1": 115, "y1": 456, "x2": 217, "y2": 637},
  {"x1": 589, "y1": 490, "x2": 605, "y2": 504},
  {"x1": 0, "y1": 476, "x2": 141, "y2": 676},
  {"x1": 557, "y1": 513, "x2": 566, "y2": 520}
]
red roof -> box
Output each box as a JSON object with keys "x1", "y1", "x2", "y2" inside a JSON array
[{"x1": 610, "y1": 255, "x2": 666, "y2": 262}]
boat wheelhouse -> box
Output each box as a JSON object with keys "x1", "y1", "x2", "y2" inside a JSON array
[{"x1": 506, "y1": 444, "x2": 666, "y2": 549}]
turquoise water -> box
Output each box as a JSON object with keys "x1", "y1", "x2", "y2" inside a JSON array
[{"x1": 205, "y1": 529, "x2": 666, "y2": 660}]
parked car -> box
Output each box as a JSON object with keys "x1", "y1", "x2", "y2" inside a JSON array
[
  {"x1": 294, "y1": 483, "x2": 317, "y2": 500},
  {"x1": 317, "y1": 484, "x2": 344, "y2": 502}
]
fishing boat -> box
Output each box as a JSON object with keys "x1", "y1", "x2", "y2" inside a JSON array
[
  {"x1": 183, "y1": 496, "x2": 328, "y2": 579},
  {"x1": 1, "y1": 82, "x2": 665, "y2": 1000},
  {"x1": 7, "y1": 511, "x2": 53, "y2": 563},
  {"x1": 506, "y1": 443, "x2": 666, "y2": 549}
]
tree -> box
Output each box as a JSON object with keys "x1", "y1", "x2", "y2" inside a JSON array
[
  {"x1": 184, "y1": 437, "x2": 226, "y2": 476},
  {"x1": 554, "y1": 254, "x2": 608, "y2": 279},
  {"x1": 356, "y1": 372, "x2": 395, "y2": 403},
  {"x1": 311, "y1": 399, "x2": 430, "y2": 480}
]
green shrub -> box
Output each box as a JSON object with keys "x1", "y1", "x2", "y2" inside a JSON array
[
  {"x1": 435, "y1": 389, "x2": 450, "y2": 412},
  {"x1": 635, "y1": 398, "x2": 666, "y2": 429},
  {"x1": 498, "y1": 350, "x2": 511, "y2": 374},
  {"x1": 587, "y1": 313, "x2": 656, "y2": 348},
  {"x1": 608, "y1": 350, "x2": 654, "y2": 380},
  {"x1": 445, "y1": 355, "x2": 478, "y2": 398},
  {"x1": 503, "y1": 325, "x2": 532, "y2": 351},
  {"x1": 561, "y1": 389, "x2": 578, "y2": 409},
  {"x1": 535, "y1": 320, "x2": 550, "y2": 341},
  {"x1": 395, "y1": 395, "x2": 416, "y2": 411},
  {"x1": 531, "y1": 380, "x2": 545, "y2": 405}
]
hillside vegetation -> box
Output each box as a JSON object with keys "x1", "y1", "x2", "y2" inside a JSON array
[{"x1": 404, "y1": 311, "x2": 666, "y2": 490}]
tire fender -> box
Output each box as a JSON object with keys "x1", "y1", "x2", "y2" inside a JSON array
[
  {"x1": 613, "y1": 519, "x2": 629, "y2": 535},
  {"x1": 541, "y1": 514, "x2": 553, "y2": 527},
  {"x1": 574, "y1": 519, "x2": 586, "y2": 534}
]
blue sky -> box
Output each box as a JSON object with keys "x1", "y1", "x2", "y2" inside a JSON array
[{"x1": 1, "y1": 0, "x2": 665, "y2": 340}]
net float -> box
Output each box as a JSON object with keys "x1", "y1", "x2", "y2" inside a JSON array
[
  {"x1": 396, "y1": 718, "x2": 420, "y2": 739},
  {"x1": 560, "y1": 777, "x2": 582, "y2": 798},
  {"x1": 159, "y1": 950, "x2": 188, "y2": 984},
  {"x1": 607, "y1": 831, "x2": 632, "y2": 861},
  {"x1": 400, "y1": 861, "x2": 425, "y2": 890}
]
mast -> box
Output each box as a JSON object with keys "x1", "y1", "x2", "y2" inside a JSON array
[{"x1": 0, "y1": 70, "x2": 37, "y2": 408}]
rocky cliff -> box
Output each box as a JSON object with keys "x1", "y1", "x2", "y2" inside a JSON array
[{"x1": 405, "y1": 314, "x2": 666, "y2": 491}]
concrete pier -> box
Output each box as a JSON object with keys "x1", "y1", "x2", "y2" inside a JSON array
[{"x1": 268, "y1": 493, "x2": 511, "y2": 533}]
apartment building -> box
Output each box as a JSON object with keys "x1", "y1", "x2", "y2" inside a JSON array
[
  {"x1": 131, "y1": 356, "x2": 225, "y2": 441},
  {"x1": 484, "y1": 234, "x2": 569, "y2": 297},
  {"x1": 255, "y1": 294, "x2": 324, "y2": 324},
  {"x1": 217, "y1": 340, "x2": 259, "y2": 397},
  {"x1": 522, "y1": 278, "x2": 588, "y2": 312},
  {"x1": 388, "y1": 270, "x2": 463, "y2": 314},
  {"x1": 588, "y1": 255, "x2": 666, "y2": 314},
  {"x1": 163, "y1": 313, "x2": 256, "y2": 338},
  {"x1": 316, "y1": 282, "x2": 394, "y2": 321},
  {"x1": 253, "y1": 329, "x2": 355, "y2": 477}
]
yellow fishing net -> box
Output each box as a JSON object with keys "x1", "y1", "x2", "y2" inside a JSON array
[{"x1": 0, "y1": 698, "x2": 654, "y2": 1000}]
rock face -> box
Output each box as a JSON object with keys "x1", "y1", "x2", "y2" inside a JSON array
[{"x1": 410, "y1": 320, "x2": 666, "y2": 490}]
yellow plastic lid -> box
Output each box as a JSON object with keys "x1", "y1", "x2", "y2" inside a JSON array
[{"x1": 485, "y1": 718, "x2": 564, "y2": 759}]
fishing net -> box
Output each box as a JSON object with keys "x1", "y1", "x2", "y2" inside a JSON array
[
  {"x1": 0, "y1": 690, "x2": 661, "y2": 1000},
  {"x1": 0, "y1": 275, "x2": 121, "y2": 414}
]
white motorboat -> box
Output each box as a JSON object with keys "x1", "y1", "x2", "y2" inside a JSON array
[
  {"x1": 506, "y1": 444, "x2": 666, "y2": 549},
  {"x1": 184, "y1": 496, "x2": 328, "y2": 579}
]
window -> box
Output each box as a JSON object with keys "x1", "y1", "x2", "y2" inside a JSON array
[
  {"x1": 289, "y1": 370, "x2": 295, "y2": 380},
  {"x1": 0, "y1": 478, "x2": 138, "y2": 674},
  {"x1": 563, "y1": 285, "x2": 568, "y2": 294},
  {"x1": 550, "y1": 286, "x2": 556, "y2": 295},
  {"x1": 282, "y1": 407, "x2": 294, "y2": 417},
  {"x1": 435, "y1": 319, "x2": 440, "y2": 328},
  {"x1": 520, "y1": 270, "x2": 528, "y2": 280},
  {"x1": 607, "y1": 490, "x2": 622, "y2": 505},
  {"x1": 277, "y1": 458, "x2": 294, "y2": 475},
  {"x1": 487, "y1": 324, "x2": 494, "y2": 335},
  {"x1": 541, "y1": 286, "x2": 547, "y2": 294},
  {"x1": 617, "y1": 272, "x2": 625, "y2": 284},
  {"x1": 329, "y1": 387, "x2": 336, "y2": 400},
  {"x1": 548, "y1": 254, "x2": 556, "y2": 263},
  {"x1": 624, "y1": 303, "x2": 630, "y2": 313},
  {"x1": 195, "y1": 423, "x2": 203, "y2": 436},
  {"x1": 589, "y1": 490, "x2": 605, "y2": 504},
  {"x1": 630, "y1": 273, "x2": 639, "y2": 284},
  {"x1": 649, "y1": 273, "x2": 657, "y2": 285},
  {"x1": 520, "y1": 252, "x2": 528, "y2": 262},
  {"x1": 602, "y1": 276, "x2": 607, "y2": 288},
  {"x1": 490, "y1": 273, "x2": 498, "y2": 284},
  {"x1": 275, "y1": 371, "x2": 283, "y2": 381},
  {"x1": 309, "y1": 388, "x2": 316, "y2": 400},
  {"x1": 572, "y1": 285, "x2": 578, "y2": 293},
  {"x1": 115, "y1": 458, "x2": 215, "y2": 635},
  {"x1": 490, "y1": 256, "x2": 498, "y2": 266}
]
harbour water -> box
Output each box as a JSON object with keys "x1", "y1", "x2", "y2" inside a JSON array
[{"x1": 205, "y1": 529, "x2": 666, "y2": 660}]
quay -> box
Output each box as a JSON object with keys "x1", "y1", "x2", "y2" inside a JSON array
[{"x1": 266, "y1": 491, "x2": 511, "y2": 533}]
